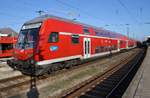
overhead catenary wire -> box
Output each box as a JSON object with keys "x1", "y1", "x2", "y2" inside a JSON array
[
  {"x1": 116, "y1": 0, "x2": 140, "y2": 24},
  {"x1": 55, "y1": 0, "x2": 105, "y2": 23}
]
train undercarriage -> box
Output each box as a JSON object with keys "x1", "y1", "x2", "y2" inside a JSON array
[{"x1": 7, "y1": 58, "x2": 81, "y2": 76}]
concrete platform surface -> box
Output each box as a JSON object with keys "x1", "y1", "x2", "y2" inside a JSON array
[
  {"x1": 0, "y1": 63, "x2": 21, "y2": 80},
  {"x1": 123, "y1": 47, "x2": 150, "y2": 98}
]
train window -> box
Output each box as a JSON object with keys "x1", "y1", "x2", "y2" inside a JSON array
[
  {"x1": 49, "y1": 32, "x2": 59, "y2": 43},
  {"x1": 95, "y1": 32, "x2": 99, "y2": 35},
  {"x1": 95, "y1": 47, "x2": 99, "y2": 53},
  {"x1": 72, "y1": 34, "x2": 79, "y2": 44},
  {"x1": 83, "y1": 27, "x2": 90, "y2": 35}
]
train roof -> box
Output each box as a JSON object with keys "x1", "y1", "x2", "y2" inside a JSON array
[
  {"x1": 24, "y1": 14, "x2": 128, "y2": 40},
  {"x1": 24, "y1": 14, "x2": 103, "y2": 29},
  {"x1": 0, "y1": 28, "x2": 18, "y2": 37}
]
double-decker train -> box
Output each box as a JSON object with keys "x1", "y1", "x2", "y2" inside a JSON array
[
  {"x1": 7, "y1": 15, "x2": 137, "y2": 75},
  {"x1": 0, "y1": 28, "x2": 17, "y2": 58}
]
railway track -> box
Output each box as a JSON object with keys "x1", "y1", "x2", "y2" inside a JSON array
[
  {"x1": 0, "y1": 48, "x2": 140, "y2": 98},
  {"x1": 56, "y1": 48, "x2": 146, "y2": 98},
  {"x1": 0, "y1": 57, "x2": 14, "y2": 67},
  {"x1": 0, "y1": 57, "x2": 109, "y2": 92},
  {"x1": 0, "y1": 75, "x2": 29, "y2": 92}
]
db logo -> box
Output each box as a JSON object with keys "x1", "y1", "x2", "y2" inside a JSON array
[{"x1": 50, "y1": 46, "x2": 58, "y2": 51}]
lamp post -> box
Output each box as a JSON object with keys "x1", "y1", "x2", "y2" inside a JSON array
[
  {"x1": 126, "y1": 24, "x2": 130, "y2": 49},
  {"x1": 126, "y1": 24, "x2": 130, "y2": 38}
]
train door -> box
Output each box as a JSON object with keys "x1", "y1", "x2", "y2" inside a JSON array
[
  {"x1": 118, "y1": 40, "x2": 120, "y2": 51},
  {"x1": 83, "y1": 38, "x2": 91, "y2": 58},
  {"x1": 126, "y1": 40, "x2": 129, "y2": 49}
]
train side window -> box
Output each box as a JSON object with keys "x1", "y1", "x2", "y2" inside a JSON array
[
  {"x1": 72, "y1": 34, "x2": 79, "y2": 44},
  {"x1": 95, "y1": 32, "x2": 98, "y2": 35},
  {"x1": 83, "y1": 27, "x2": 90, "y2": 35},
  {"x1": 48, "y1": 32, "x2": 59, "y2": 43}
]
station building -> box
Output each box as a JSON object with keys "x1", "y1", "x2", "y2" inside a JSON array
[{"x1": 146, "y1": 36, "x2": 150, "y2": 45}]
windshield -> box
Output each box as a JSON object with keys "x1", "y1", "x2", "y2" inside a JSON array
[{"x1": 16, "y1": 28, "x2": 39, "y2": 49}]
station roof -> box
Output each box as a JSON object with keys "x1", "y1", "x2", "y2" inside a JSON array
[{"x1": 0, "y1": 28, "x2": 18, "y2": 37}]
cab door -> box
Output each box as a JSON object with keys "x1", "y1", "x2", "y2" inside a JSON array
[{"x1": 83, "y1": 38, "x2": 91, "y2": 58}]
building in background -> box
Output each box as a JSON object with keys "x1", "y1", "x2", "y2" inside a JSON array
[
  {"x1": 146, "y1": 36, "x2": 150, "y2": 45},
  {"x1": 0, "y1": 28, "x2": 18, "y2": 58}
]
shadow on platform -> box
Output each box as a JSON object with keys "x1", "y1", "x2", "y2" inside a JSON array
[{"x1": 27, "y1": 76, "x2": 39, "y2": 98}]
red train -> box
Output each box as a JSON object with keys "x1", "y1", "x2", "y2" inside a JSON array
[
  {"x1": 0, "y1": 28, "x2": 17, "y2": 58},
  {"x1": 7, "y1": 15, "x2": 136, "y2": 75}
]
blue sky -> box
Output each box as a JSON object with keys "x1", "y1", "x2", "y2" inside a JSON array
[{"x1": 0, "y1": 0, "x2": 150, "y2": 40}]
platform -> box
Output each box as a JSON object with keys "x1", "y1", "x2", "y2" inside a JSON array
[
  {"x1": 123, "y1": 47, "x2": 150, "y2": 98},
  {"x1": 0, "y1": 62, "x2": 21, "y2": 80}
]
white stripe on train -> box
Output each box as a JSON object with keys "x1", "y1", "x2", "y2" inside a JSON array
[{"x1": 36, "y1": 50, "x2": 120, "y2": 66}]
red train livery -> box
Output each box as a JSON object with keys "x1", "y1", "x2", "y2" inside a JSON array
[
  {"x1": 7, "y1": 15, "x2": 136, "y2": 75},
  {"x1": 0, "y1": 28, "x2": 17, "y2": 58}
]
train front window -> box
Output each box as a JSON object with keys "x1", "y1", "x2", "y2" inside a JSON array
[{"x1": 16, "y1": 28, "x2": 39, "y2": 49}]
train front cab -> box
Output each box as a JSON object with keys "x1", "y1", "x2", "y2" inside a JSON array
[{"x1": 7, "y1": 23, "x2": 42, "y2": 75}]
